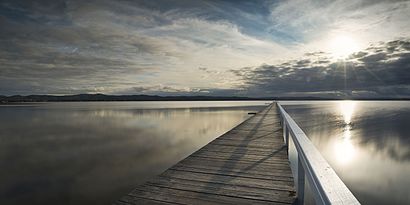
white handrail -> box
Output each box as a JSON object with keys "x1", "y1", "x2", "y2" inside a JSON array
[{"x1": 277, "y1": 103, "x2": 360, "y2": 205}]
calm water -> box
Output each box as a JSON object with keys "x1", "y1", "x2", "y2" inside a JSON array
[
  {"x1": 0, "y1": 101, "x2": 269, "y2": 205},
  {"x1": 282, "y1": 101, "x2": 410, "y2": 205}
]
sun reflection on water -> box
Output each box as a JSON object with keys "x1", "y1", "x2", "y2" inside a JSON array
[
  {"x1": 339, "y1": 101, "x2": 356, "y2": 124},
  {"x1": 334, "y1": 101, "x2": 358, "y2": 165},
  {"x1": 334, "y1": 126, "x2": 357, "y2": 164}
]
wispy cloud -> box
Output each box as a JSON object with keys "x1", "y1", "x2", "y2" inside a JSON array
[{"x1": 0, "y1": 0, "x2": 409, "y2": 97}]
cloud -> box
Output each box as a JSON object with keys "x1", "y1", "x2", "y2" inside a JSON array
[
  {"x1": 268, "y1": 0, "x2": 410, "y2": 42},
  {"x1": 0, "y1": 0, "x2": 292, "y2": 95},
  {"x1": 230, "y1": 38, "x2": 410, "y2": 97},
  {"x1": 131, "y1": 85, "x2": 202, "y2": 94},
  {"x1": 0, "y1": 0, "x2": 409, "y2": 97}
]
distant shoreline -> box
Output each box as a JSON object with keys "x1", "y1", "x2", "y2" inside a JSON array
[{"x1": 1, "y1": 94, "x2": 409, "y2": 103}]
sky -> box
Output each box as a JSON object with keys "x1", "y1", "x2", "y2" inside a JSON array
[{"x1": 1, "y1": 0, "x2": 410, "y2": 98}]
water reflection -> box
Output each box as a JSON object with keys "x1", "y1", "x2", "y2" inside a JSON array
[
  {"x1": 334, "y1": 126, "x2": 357, "y2": 165},
  {"x1": 282, "y1": 101, "x2": 410, "y2": 205},
  {"x1": 0, "y1": 101, "x2": 268, "y2": 205},
  {"x1": 334, "y1": 101, "x2": 357, "y2": 165},
  {"x1": 339, "y1": 101, "x2": 356, "y2": 124}
]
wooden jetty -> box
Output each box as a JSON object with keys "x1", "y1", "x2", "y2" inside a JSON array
[{"x1": 116, "y1": 103, "x2": 296, "y2": 204}]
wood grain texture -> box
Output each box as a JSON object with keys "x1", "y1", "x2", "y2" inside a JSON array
[{"x1": 117, "y1": 103, "x2": 296, "y2": 204}]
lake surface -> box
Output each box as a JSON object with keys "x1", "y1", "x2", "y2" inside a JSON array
[
  {"x1": 281, "y1": 101, "x2": 410, "y2": 205},
  {"x1": 0, "y1": 101, "x2": 269, "y2": 205}
]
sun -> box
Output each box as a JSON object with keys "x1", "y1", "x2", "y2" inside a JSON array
[{"x1": 329, "y1": 35, "x2": 359, "y2": 59}]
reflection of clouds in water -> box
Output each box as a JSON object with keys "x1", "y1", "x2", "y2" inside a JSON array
[
  {"x1": 87, "y1": 108, "x2": 256, "y2": 147},
  {"x1": 0, "y1": 103, "x2": 263, "y2": 205},
  {"x1": 385, "y1": 138, "x2": 410, "y2": 162},
  {"x1": 281, "y1": 101, "x2": 410, "y2": 205},
  {"x1": 355, "y1": 109, "x2": 410, "y2": 162}
]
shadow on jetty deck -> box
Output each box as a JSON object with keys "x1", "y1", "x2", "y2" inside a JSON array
[{"x1": 115, "y1": 103, "x2": 296, "y2": 205}]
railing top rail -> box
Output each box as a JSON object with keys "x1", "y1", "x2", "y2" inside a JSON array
[{"x1": 277, "y1": 103, "x2": 360, "y2": 205}]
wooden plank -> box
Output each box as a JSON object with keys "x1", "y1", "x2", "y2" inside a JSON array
[
  {"x1": 116, "y1": 103, "x2": 296, "y2": 204},
  {"x1": 142, "y1": 178, "x2": 295, "y2": 203},
  {"x1": 233, "y1": 125, "x2": 281, "y2": 131},
  {"x1": 193, "y1": 148, "x2": 287, "y2": 157},
  {"x1": 129, "y1": 185, "x2": 288, "y2": 205},
  {"x1": 211, "y1": 136, "x2": 282, "y2": 143},
  {"x1": 188, "y1": 155, "x2": 291, "y2": 165},
  {"x1": 170, "y1": 161, "x2": 292, "y2": 174},
  {"x1": 118, "y1": 195, "x2": 177, "y2": 205},
  {"x1": 207, "y1": 141, "x2": 284, "y2": 149},
  {"x1": 167, "y1": 167, "x2": 293, "y2": 180},
  {"x1": 219, "y1": 131, "x2": 279, "y2": 140},
  {"x1": 158, "y1": 171, "x2": 294, "y2": 191},
  {"x1": 176, "y1": 157, "x2": 291, "y2": 168}
]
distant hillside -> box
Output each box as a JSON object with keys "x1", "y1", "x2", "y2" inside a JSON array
[
  {"x1": 0, "y1": 94, "x2": 408, "y2": 103},
  {"x1": 0, "y1": 94, "x2": 261, "y2": 102}
]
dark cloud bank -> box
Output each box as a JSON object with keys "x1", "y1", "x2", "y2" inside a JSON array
[
  {"x1": 228, "y1": 39, "x2": 410, "y2": 98},
  {"x1": 145, "y1": 38, "x2": 410, "y2": 98}
]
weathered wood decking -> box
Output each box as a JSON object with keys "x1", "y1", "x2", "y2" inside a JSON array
[{"x1": 116, "y1": 103, "x2": 296, "y2": 204}]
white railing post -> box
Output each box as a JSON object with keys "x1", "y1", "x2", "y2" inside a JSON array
[
  {"x1": 297, "y1": 154, "x2": 305, "y2": 205},
  {"x1": 283, "y1": 121, "x2": 287, "y2": 146},
  {"x1": 276, "y1": 102, "x2": 360, "y2": 205}
]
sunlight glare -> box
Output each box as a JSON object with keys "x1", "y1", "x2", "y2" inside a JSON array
[
  {"x1": 334, "y1": 101, "x2": 358, "y2": 165},
  {"x1": 339, "y1": 101, "x2": 356, "y2": 124},
  {"x1": 334, "y1": 127, "x2": 357, "y2": 165},
  {"x1": 329, "y1": 35, "x2": 359, "y2": 58}
]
